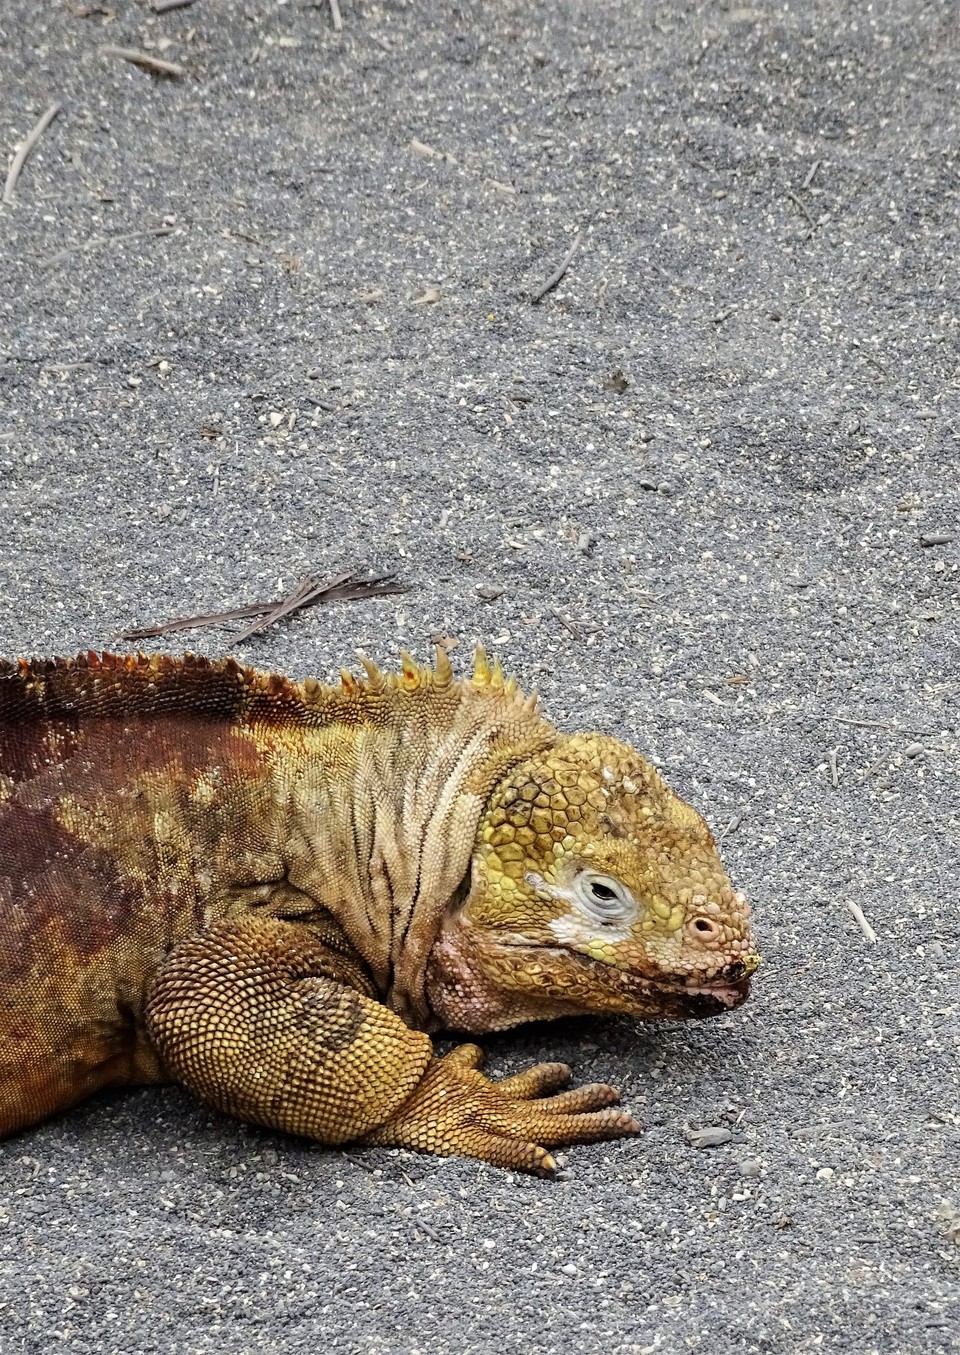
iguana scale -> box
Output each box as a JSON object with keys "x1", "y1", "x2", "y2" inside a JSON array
[{"x1": 0, "y1": 648, "x2": 758, "y2": 1174}]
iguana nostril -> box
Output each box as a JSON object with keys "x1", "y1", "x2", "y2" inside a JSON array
[{"x1": 693, "y1": 917, "x2": 719, "y2": 938}]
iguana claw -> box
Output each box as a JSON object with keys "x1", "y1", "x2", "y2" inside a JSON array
[{"x1": 359, "y1": 1044, "x2": 642, "y2": 1175}]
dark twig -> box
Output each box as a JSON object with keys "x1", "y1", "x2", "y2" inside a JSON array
[
  {"x1": 860, "y1": 351, "x2": 888, "y2": 378},
  {"x1": 101, "y1": 45, "x2": 186, "y2": 78},
  {"x1": 342, "y1": 1152, "x2": 379, "y2": 1175},
  {"x1": 530, "y1": 233, "x2": 581, "y2": 304},
  {"x1": 231, "y1": 571, "x2": 353, "y2": 644},
  {"x1": 122, "y1": 601, "x2": 280, "y2": 640},
  {"x1": 826, "y1": 746, "x2": 840, "y2": 788},
  {"x1": 3, "y1": 103, "x2": 62, "y2": 206},
  {"x1": 820, "y1": 713, "x2": 934, "y2": 735},
  {"x1": 692, "y1": 36, "x2": 714, "y2": 67},
  {"x1": 785, "y1": 189, "x2": 817, "y2": 237},
  {"x1": 552, "y1": 610, "x2": 586, "y2": 641},
  {"x1": 42, "y1": 225, "x2": 176, "y2": 270},
  {"x1": 801, "y1": 159, "x2": 821, "y2": 191},
  {"x1": 123, "y1": 574, "x2": 333, "y2": 642},
  {"x1": 120, "y1": 569, "x2": 407, "y2": 644}
]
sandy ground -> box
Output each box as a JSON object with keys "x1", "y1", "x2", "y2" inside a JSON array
[{"x1": 1, "y1": 1, "x2": 958, "y2": 1351}]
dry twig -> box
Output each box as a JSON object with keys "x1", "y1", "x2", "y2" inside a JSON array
[
  {"x1": 716, "y1": 815, "x2": 742, "y2": 844},
  {"x1": 820, "y1": 713, "x2": 933, "y2": 735},
  {"x1": 530, "y1": 233, "x2": 581, "y2": 304},
  {"x1": 845, "y1": 900, "x2": 877, "y2": 945},
  {"x1": 551, "y1": 610, "x2": 597, "y2": 642},
  {"x1": 231, "y1": 572, "x2": 349, "y2": 644},
  {"x1": 826, "y1": 746, "x2": 840, "y2": 788},
  {"x1": 328, "y1": 0, "x2": 343, "y2": 31},
  {"x1": 3, "y1": 103, "x2": 62, "y2": 206},
  {"x1": 121, "y1": 569, "x2": 406, "y2": 644},
  {"x1": 101, "y1": 45, "x2": 186, "y2": 78},
  {"x1": 785, "y1": 189, "x2": 817, "y2": 237},
  {"x1": 801, "y1": 159, "x2": 821, "y2": 190},
  {"x1": 42, "y1": 224, "x2": 176, "y2": 270}
]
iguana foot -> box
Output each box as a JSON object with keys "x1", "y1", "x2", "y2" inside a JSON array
[{"x1": 359, "y1": 1043, "x2": 641, "y2": 1175}]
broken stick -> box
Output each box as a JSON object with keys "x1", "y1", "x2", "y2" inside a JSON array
[
  {"x1": 530, "y1": 233, "x2": 581, "y2": 304},
  {"x1": 3, "y1": 103, "x2": 62, "y2": 206},
  {"x1": 845, "y1": 900, "x2": 877, "y2": 945},
  {"x1": 101, "y1": 46, "x2": 186, "y2": 78},
  {"x1": 120, "y1": 569, "x2": 407, "y2": 644}
]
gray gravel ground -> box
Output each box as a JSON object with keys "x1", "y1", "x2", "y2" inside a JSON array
[{"x1": 1, "y1": 0, "x2": 959, "y2": 1351}]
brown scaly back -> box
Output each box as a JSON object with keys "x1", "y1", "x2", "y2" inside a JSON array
[
  {"x1": 0, "y1": 652, "x2": 275, "y2": 725},
  {"x1": 0, "y1": 646, "x2": 544, "y2": 732}
]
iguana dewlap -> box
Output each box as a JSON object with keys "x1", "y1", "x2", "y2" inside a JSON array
[{"x1": 0, "y1": 648, "x2": 758, "y2": 1174}]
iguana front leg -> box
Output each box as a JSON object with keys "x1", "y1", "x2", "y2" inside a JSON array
[
  {"x1": 146, "y1": 916, "x2": 434, "y2": 1142},
  {"x1": 146, "y1": 917, "x2": 640, "y2": 1172}
]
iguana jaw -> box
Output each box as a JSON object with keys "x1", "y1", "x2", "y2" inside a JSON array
[{"x1": 424, "y1": 919, "x2": 755, "y2": 1033}]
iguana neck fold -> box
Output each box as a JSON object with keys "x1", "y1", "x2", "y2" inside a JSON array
[{"x1": 280, "y1": 674, "x2": 556, "y2": 1026}]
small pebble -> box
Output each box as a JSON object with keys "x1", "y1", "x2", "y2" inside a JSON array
[
  {"x1": 685, "y1": 1126, "x2": 733, "y2": 1149},
  {"x1": 560, "y1": 1262, "x2": 578, "y2": 1276},
  {"x1": 903, "y1": 742, "x2": 924, "y2": 758},
  {"x1": 738, "y1": 1158, "x2": 762, "y2": 1179}
]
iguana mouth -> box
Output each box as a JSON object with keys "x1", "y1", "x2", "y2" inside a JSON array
[
  {"x1": 489, "y1": 938, "x2": 754, "y2": 1020},
  {"x1": 670, "y1": 956, "x2": 757, "y2": 1008},
  {"x1": 599, "y1": 967, "x2": 753, "y2": 1018},
  {"x1": 654, "y1": 976, "x2": 752, "y2": 1014}
]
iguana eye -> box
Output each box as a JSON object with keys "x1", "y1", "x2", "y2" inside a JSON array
[{"x1": 573, "y1": 871, "x2": 636, "y2": 924}]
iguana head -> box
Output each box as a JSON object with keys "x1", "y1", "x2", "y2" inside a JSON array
[{"x1": 426, "y1": 732, "x2": 759, "y2": 1032}]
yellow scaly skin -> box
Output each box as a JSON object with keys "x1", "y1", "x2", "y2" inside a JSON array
[{"x1": 0, "y1": 647, "x2": 759, "y2": 1175}]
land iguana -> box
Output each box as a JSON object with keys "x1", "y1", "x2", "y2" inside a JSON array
[{"x1": 0, "y1": 648, "x2": 759, "y2": 1174}]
